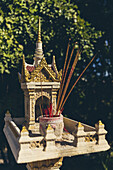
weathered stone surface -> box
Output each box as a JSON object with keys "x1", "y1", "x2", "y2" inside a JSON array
[{"x1": 3, "y1": 114, "x2": 110, "y2": 164}]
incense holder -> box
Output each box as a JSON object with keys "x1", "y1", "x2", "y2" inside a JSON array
[{"x1": 39, "y1": 114, "x2": 64, "y2": 139}]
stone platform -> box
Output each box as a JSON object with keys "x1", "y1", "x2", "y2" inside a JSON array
[{"x1": 3, "y1": 111, "x2": 110, "y2": 164}]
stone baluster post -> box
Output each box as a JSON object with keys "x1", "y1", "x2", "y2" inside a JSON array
[
  {"x1": 4, "y1": 110, "x2": 12, "y2": 128},
  {"x1": 44, "y1": 124, "x2": 56, "y2": 151},
  {"x1": 95, "y1": 120, "x2": 108, "y2": 145},
  {"x1": 73, "y1": 122, "x2": 86, "y2": 147},
  {"x1": 19, "y1": 126, "x2": 30, "y2": 161},
  {"x1": 19, "y1": 126, "x2": 30, "y2": 148},
  {"x1": 26, "y1": 125, "x2": 63, "y2": 170}
]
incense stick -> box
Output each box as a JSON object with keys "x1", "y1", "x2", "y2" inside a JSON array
[
  {"x1": 57, "y1": 42, "x2": 77, "y2": 111},
  {"x1": 57, "y1": 49, "x2": 80, "y2": 112},
  {"x1": 57, "y1": 39, "x2": 70, "y2": 111},
  {"x1": 60, "y1": 55, "x2": 96, "y2": 110},
  {"x1": 39, "y1": 104, "x2": 43, "y2": 116}
]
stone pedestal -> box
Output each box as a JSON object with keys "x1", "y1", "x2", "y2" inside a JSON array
[{"x1": 26, "y1": 157, "x2": 63, "y2": 170}]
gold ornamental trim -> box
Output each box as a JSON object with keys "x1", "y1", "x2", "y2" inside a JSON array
[
  {"x1": 78, "y1": 122, "x2": 83, "y2": 127},
  {"x1": 52, "y1": 55, "x2": 58, "y2": 75},
  {"x1": 24, "y1": 57, "x2": 61, "y2": 82},
  {"x1": 99, "y1": 120, "x2": 104, "y2": 126},
  {"x1": 38, "y1": 17, "x2": 41, "y2": 43},
  {"x1": 47, "y1": 124, "x2": 53, "y2": 130},
  {"x1": 85, "y1": 136, "x2": 96, "y2": 142},
  {"x1": 21, "y1": 126, "x2": 28, "y2": 132},
  {"x1": 6, "y1": 110, "x2": 10, "y2": 115}
]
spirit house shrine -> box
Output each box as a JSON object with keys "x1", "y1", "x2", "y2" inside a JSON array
[
  {"x1": 4, "y1": 18, "x2": 110, "y2": 170},
  {"x1": 20, "y1": 18, "x2": 62, "y2": 131}
]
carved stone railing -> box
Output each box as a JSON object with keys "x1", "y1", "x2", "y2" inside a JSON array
[
  {"x1": 3, "y1": 111, "x2": 110, "y2": 164},
  {"x1": 71, "y1": 120, "x2": 108, "y2": 149},
  {"x1": 13, "y1": 117, "x2": 25, "y2": 126},
  {"x1": 8, "y1": 121, "x2": 20, "y2": 139},
  {"x1": 63, "y1": 117, "x2": 96, "y2": 133},
  {"x1": 4, "y1": 111, "x2": 20, "y2": 139}
]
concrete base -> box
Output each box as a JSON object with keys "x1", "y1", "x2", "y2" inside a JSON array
[{"x1": 26, "y1": 158, "x2": 63, "y2": 170}]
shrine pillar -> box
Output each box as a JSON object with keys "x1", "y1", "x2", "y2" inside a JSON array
[
  {"x1": 26, "y1": 157, "x2": 63, "y2": 170},
  {"x1": 24, "y1": 90, "x2": 29, "y2": 122},
  {"x1": 28, "y1": 90, "x2": 35, "y2": 130},
  {"x1": 51, "y1": 90, "x2": 57, "y2": 115}
]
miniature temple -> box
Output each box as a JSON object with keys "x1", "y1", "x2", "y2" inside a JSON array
[{"x1": 4, "y1": 18, "x2": 110, "y2": 170}]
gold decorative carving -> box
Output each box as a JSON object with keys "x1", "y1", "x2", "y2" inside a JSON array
[
  {"x1": 30, "y1": 141, "x2": 40, "y2": 148},
  {"x1": 52, "y1": 55, "x2": 58, "y2": 75},
  {"x1": 25, "y1": 69, "x2": 31, "y2": 82},
  {"x1": 78, "y1": 122, "x2": 83, "y2": 127},
  {"x1": 31, "y1": 99, "x2": 34, "y2": 117},
  {"x1": 28, "y1": 125, "x2": 35, "y2": 130},
  {"x1": 29, "y1": 95, "x2": 35, "y2": 99},
  {"x1": 28, "y1": 89, "x2": 34, "y2": 92},
  {"x1": 54, "y1": 157, "x2": 63, "y2": 167},
  {"x1": 6, "y1": 110, "x2": 10, "y2": 115},
  {"x1": 99, "y1": 120, "x2": 104, "y2": 125},
  {"x1": 85, "y1": 135, "x2": 96, "y2": 142},
  {"x1": 21, "y1": 126, "x2": 28, "y2": 132},
  {"x1": 47, "y1": 124, "x2": 53, "y2": 130},
  {"x1": 20, "y1": 53, "x2": 62, "y2": 82},
  {"x1": 30, "y1": 72, "x2": 50, "y2": 82},
  {"x1": 57, "y1": 69, "x2": 62, "y2": 81},
  {"x1": 35, "y1": 91, "x2": 50, "y2": 100},
  {"x1": 24, "y1": 57, "x2": 61, "y2": 82}
]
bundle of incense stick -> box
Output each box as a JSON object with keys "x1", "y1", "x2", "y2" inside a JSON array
[
  {"x1": 41, "y1": 103, "x2": 53, "y2": 117},
  {"x1": 57, "y1": 40, "x2": 77, "y2": 110},
  {"x1": 56, "y1": 40, "x2": 96, "y2": 116},
  {"x1": 57, "y1": 49, "x2": 81, "y2": 113}
]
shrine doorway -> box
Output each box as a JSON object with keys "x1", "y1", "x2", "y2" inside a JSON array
[{"x1": 35, "y1": 96, "x2": 50, "y2": 121}]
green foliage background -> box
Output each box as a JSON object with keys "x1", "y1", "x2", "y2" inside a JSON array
[
  {"x1": 0, "y1": 0, "x2": 113, "y2": 170},
  {"x1": 0, "y1": 0, "x2": 102, "y2": 73}
]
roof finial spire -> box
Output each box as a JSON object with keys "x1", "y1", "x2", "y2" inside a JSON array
[
  {"x1": 33, "y1": 16, "x2": 44, "y2": 67},
  {"x1": 38, "y1": 17, "x2": 41, "y2": 43}
]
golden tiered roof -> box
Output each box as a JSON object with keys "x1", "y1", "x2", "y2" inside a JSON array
[
  {"x1": 20, "y1": 17, "x2": 62, "y2": 83},
  {"x1": 21, "y1": 56, "x2": 62, "y2": 83}
]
